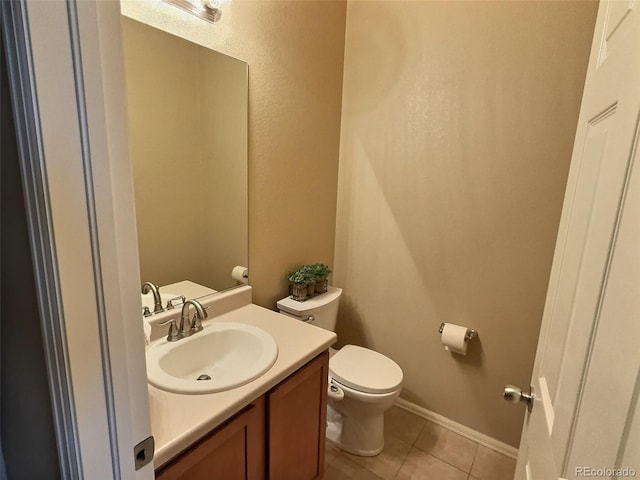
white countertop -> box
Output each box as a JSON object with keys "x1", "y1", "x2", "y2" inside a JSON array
[
  {"x1": 149, "y1": 302, "x2": 336, "y2": 469},
  {"x1": 161, "y1": 280, "x2": 217, "y2": 299}
]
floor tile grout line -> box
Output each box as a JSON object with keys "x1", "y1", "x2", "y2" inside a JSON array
[
  {"x1": 326, "y1": 423, "x2": 515, "y2": 478},
  {"x1": 328, "y1": 441, "x2": 476, "y2": 480},
  {"x1": 393, "y1": 460, "x2": 403, "y2": 480},
  {"x1": 331, "y1": 405, "x2": 517, "y2": 480},
  {"x1": 410, "y1": 420, "x2": 427, "y2": 447},
  {"x1": 334, "y1": 450, "x2": 390, "y2": 480},
  {"x1": 468, "y1": 442, "x2": 480, "y2": 478},
  {"x1": 410, "y1": 438, "x2": 479, "y2": 474},
  {"x1": 388, "y1": 410, "x2": 473, "y2": 477},
  {"x1": 390, "y1": 439, "x2": 413, "y2": 479},
  {"x1": 338, "y1": 430, "x2": 414, "y2": 480},
  {"x1": 398, "y1": 449, "x2": 477, "y2": 480},
  {"x1": 393, "y1": 447, "x2": 413, "y2": 480}
]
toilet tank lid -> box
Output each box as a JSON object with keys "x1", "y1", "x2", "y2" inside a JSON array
[
  {"x1": 330, "y1": 345, "x2": 403, "y2": 394},
  {"x1": 277, "y1": 286, "x2": 342, "y2": 317}
]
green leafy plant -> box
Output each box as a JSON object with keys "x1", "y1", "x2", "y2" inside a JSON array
[
  {"x1": 287, "y1": 268, "x2": 314, "y2": 285},
  {"x1": 305, "y1": 263, "x2": 332, "y2": 281},
  {"x1": 287, "y1": 263, "x2": 332, "y2": 287}
]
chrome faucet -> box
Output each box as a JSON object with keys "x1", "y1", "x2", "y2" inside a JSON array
[
  {"x1": 141, "y1": 282, "x2": 163, "y2": 312},
  {"x1": 179, "y1": 299, "x2": 208, "y2": 337}
]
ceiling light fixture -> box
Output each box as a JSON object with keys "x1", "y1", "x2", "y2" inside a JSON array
[{"x1": 162, "y1": 0, "x2": 229, "y2": 24}]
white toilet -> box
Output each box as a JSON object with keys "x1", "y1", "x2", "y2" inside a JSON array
[{"x1": 277, "y1": 286, "x2": 403, "y2": 456}]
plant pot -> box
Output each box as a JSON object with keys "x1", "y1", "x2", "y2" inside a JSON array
[
  {"x1": 314, "y1": 278, "x2": 328, "y2": 293},
  {"x1": 290, "y1": 283, "x2": 308, "y2": 301},
  {"x1": 307, "y1": 283, "x2": 316, "y2": 295}
]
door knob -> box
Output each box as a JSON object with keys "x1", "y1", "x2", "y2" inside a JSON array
[{"x1": 503, "y1": 385, "x2": 534, "y2": 412}]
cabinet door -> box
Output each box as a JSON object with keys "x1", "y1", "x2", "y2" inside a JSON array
[
  {"x1": 156, "y1": 397, "x2": 265, "y2": 480},
  {"x1": 267, "y1": 352, "x2": 329, "y2": 480}
]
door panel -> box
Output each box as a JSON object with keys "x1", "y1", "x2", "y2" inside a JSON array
[
  {"x1": 156, "y1": 398, "x2": 265, "y2": 480},
  {"x1": 515, "y1": 1, "x2": 640, "y2": 478},
  {"x1": 565, "y1": 120, "x2": 640, "y2": 475},
  {"x1": 542, "y1": 106, "x2": 615, "y2": 403}
]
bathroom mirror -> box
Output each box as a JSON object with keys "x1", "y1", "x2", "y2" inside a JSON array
[{"x1": 120, "y1": 16, "x2": 248, "y2": 305}]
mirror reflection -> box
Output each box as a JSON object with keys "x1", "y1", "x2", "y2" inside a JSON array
[{"x1": 120, "y1": 16, "x2": 248, "y2": 311}]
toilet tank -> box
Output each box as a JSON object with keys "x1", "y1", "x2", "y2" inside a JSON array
[{"x1": 277, "y1": 286, "x2": 342, "y2": 332}]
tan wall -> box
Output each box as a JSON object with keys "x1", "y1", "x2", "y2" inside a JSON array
[
  {"x1": 121, "y1": 17, "x2": 208, "y2": 287},
  {"x1": 199, "y1": 49, "x2": 249, "y2": 288},
  {"x1": 121, "y1": 1, "x2": 347, "y2": 307},
  {"x1": 334, "y1": 1, "x2": 597, "y2": 446}
]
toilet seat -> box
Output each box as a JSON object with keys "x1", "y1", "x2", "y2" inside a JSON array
[{"x1": 329, "y1": 345, "x2": 403, "y2": 394}]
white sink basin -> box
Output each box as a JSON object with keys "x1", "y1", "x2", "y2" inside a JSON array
[{"x1": 146, "y1": 322, "x2": 278, "y2": 394}]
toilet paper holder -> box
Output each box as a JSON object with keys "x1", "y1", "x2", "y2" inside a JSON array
[{"x1": 439, "y1": 323, "x2": 478, "y2": 342}]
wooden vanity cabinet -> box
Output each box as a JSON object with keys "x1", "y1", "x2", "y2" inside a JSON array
[
  {"x1": 154, "y1": 352, "x2": 329, "y2": 480},
  {"x1": 155, "y1": 398, "x2": 265, "y2": 480},
  {"x1": 267, "y1": 351, "x2": 329, "y2": 480}
]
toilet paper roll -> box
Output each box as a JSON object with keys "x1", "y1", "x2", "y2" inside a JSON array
[
  {"x1": 441, "y1": 323, "x2": 470, "y2": 355},
  {"x1": 231, "y1": 266, "x2": 249, "y2": 284}
]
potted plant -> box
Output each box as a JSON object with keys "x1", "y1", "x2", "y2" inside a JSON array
[
  {"x1": 306, "y1": 263, "x2": 331, "y2": 293},
  {"x1": 287, "y1": 268, "x2": 315, "y2": 301}
]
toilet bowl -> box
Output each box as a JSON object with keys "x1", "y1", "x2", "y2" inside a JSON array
[
  {"x1": 326, "y1": 344, "x2": 402, "y2": 455},
  {"x1": 277, "y1": 287, "x2": 403, "y2": 456}
]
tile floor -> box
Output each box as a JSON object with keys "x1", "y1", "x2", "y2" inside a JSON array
[{"x1": 322, "y1": 406, "x2": 516, "y2": 480}]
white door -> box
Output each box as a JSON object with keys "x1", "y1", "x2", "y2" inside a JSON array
[
  {"x1": 2, "y1": 1, "x2": 153, "y2": 478},
  {"x1": 511, "y1": 1, "x2": 640, "y2": 479}
]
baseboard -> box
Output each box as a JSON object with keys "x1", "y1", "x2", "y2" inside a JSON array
[{"x1": 394, "y1": 398, "x2": 519, "y2": 460}]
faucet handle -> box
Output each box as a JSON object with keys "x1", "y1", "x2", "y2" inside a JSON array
[
  {"x1": 158, "y1": 318, "x2": 181, "y2": 342},
  {"x1": 190, "y1": 313, "x2": 204, "y2": 334},
  {"x1": 142, "y1": 306, "x2": 152, "y2": 317},
  {"x1": 166, "y1": 295, "x2": 186, "y2": 310},
  {"x1": 189, "y1": 306, "x2": 209, "y2": 334}
]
